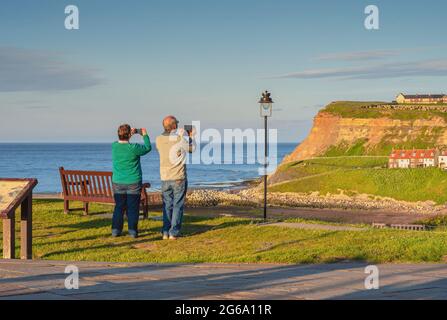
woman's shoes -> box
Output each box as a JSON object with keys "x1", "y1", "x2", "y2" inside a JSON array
[{"x1": 162, "y1": 234, "x2": 178, "y2": 240}]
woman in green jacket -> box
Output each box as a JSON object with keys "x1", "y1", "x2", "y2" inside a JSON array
[{"x1": 112, "y1": 124, "x2": 151, "y2": 238}]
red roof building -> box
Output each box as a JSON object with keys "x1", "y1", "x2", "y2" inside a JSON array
[{"x1": 389, "y1": 149, "x2": 438, "y2": 168}]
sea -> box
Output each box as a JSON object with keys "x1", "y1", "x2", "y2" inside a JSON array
[{"x1": 0, "y1": 143, "x2": 296, "y2": 193}]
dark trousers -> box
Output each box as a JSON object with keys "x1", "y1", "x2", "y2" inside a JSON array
[{"x1": 112, "y1": 183, "x2": 142, "y2": 235}]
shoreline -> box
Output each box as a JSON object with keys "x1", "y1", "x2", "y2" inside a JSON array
[{"x1": 33, "y1": 177, "x2": 261, "y2": 198}]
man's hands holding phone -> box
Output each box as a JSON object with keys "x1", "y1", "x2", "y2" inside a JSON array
[{"x1": 179, "y1": 125, "x2": 195, "y2": 138}]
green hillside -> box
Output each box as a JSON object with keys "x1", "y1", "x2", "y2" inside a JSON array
[
  {"x1": 271, "y1": 157, "x2": 447, "y2": 204},
  {"x1": 324, "y1": 101, "x2": 447, "y2": 120}
]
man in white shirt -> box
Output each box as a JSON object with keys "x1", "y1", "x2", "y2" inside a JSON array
[{"x1": 155, "y1": 115, "x2": 195, "y2": 240}]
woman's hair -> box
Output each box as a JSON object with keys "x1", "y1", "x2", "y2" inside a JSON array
[{"x1": 118, "y1": 124, "x2": 131, "y2": 140}]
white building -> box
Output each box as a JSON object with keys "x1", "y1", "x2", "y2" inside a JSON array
[{"x1": 439, "y1": 151, "x2": 447, "y2": 169}]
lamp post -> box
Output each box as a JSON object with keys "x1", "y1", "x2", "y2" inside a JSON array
[{"x1": 258, "y1": 91, "x2": 273, "y2": 221}]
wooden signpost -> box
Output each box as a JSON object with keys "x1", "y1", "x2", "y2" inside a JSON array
[{"x1": 0, "y1": 178, "x2": 38, "y2": 259}]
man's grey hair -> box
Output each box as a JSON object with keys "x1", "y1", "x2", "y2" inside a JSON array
[{"x1": 163, "y1": 115, "x2": 178, "y2": 132}]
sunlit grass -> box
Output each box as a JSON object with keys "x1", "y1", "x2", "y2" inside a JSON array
[
  {"x1": 272, "y1": 158, "x2": 447, "y2": 204},
  {"x1": 0, "y1": 199, "x2": 446, "y2": 264}
]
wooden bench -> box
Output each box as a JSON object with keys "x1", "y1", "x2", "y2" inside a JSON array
[{"x1": 59, "y1": 167, "x2": 150, "y2": 218}]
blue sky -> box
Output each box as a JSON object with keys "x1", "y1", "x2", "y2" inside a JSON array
[{"x1": 0, "y1": 0, "x2": 446, "y2": 142}]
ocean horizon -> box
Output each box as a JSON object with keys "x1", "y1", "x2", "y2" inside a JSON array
[{"x1": 0, "y1": 143, "x2": 296, "y2": 193}]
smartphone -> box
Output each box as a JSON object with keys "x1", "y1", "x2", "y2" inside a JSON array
[{"x1": 184, "y1": 125, "x2": 193, "y2": 134}]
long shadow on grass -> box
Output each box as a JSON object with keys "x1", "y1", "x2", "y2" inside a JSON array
[
  {"x1": 45, "y1": 215, "x2": 251, "y2": 236},
  {"x1": 36, "y1": 217, "x2": 253, "y2": 258},
  {"x1": 45, "y1": 218, "x2": 112, "y2": 231}
]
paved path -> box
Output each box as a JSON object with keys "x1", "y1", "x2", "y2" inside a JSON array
[
  {"x1": 186, "y1": 206, "x2": 442, "y2": 225},
  {"x1": 260, "y1": 222, "x2": 365, "y2": 231},
  {"x1": 0, "y1": 260, "x2": 446, "y2": 300}
]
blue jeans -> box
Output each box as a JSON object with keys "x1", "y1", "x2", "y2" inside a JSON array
[
  {"x1": 112, "y1": 182, "x2": 142, "y2": 236},
  {"x1": 162, "y1": 179, "x2": 187, "y2": 237}
]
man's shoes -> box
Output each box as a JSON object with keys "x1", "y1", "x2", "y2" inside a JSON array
[
  {"x1": 169, "y1": 235, "x2": 178, "y2": 240},
  {"x1": 112, "y1": 230, "x2": 122, "y2": 237},
  {"x1": 162, "y1": 234, "x2": 169, "y2": 240},
  {"x1": 128, "y1": 230, "x2": 138, "y2": 239}
]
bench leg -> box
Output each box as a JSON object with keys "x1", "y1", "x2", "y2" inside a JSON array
[
  {"x1": 64, "y1": 200, "x2": 70, "y2": 214},
  {"x1": 3, "y1": 214, "x2": 15, "y2": 259},
  {"x1": 142, "y1": 199, "x2": 148, "y2": 220},
  {"x1": 83, "y1": 202, "x2": 89, "y2": 216},
  {"x1": 21, "y1": 196, "x2": 32, "y2": 260}
]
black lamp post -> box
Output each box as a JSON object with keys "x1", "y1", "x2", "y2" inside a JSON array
[{"x1": 258, "y1": 91, "x2": 273, "y2": 221}]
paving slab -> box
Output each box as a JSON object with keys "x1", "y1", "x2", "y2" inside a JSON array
[{"x1": 0, "y1": 260, "x2": 446, "y2": 300}]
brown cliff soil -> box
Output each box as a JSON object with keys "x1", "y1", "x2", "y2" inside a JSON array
[{"x1": 283, "y1": 111, "x2": 447, "y2": 163}]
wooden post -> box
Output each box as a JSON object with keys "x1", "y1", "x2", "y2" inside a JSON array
[
  {"x1": 20, "y1": 195, "x2": 32, "y2": 259},
  {"x1": 64, "y1": 200, "x2": 70, "y2": 214},
  {"x1": 83, "y1": 202, "x2": 89, "y2": 216},
  {"x1": 3, "y1": 213, "x2": 15, "y2": 259}
]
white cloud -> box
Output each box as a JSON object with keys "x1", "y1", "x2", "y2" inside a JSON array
[
  {"x1": 271, "y1": 59, "x2": 447, "y2": 80},
  {"x1": 0, "y1": 47, "x2": 104, "y2": 92}
]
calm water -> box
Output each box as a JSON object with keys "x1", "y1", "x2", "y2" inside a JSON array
[{"x1": 0, "y1": 143, "x2": 296, "y2": 193}]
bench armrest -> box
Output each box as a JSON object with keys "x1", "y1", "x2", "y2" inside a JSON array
[{"x1": 142, "y1": 182, "x2": 151, "y2": 190}]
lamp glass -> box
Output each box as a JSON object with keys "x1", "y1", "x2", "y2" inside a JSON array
[{"x1": 260, "y1": 103, "x2": 272, "y2": 117}]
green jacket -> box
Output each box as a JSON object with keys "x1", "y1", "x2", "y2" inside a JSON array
[{"x1": 112, "y1": 135, "x2": 152, "y2": 184}]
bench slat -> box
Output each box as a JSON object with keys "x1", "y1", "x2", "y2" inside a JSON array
[{"x1": 59, "y1": 167, "x2": 150, "y2": 218}]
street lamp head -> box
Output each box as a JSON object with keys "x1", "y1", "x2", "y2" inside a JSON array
[
  {"x1": 259, "y1": 90, "x2": 274, "y2": 104},
  {"x1": 259, "y1": 90, "x2": 273, "y2": 117}
]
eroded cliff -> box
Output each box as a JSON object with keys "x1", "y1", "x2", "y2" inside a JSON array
[{"x1": 283, "y1": 101, "x2": 447, "y2": 163}]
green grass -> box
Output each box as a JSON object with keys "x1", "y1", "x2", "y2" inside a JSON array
[
  {"x1": 324, "y1": 101, "x2": 447, "y2": 121},
  {"x1": 323, "y1": 135, "x2": 442, "y2": 157},
  {"x1": 271, "y1": 157, "x2": 447, "y2": 204},
  {"x1": 1, "y1": 199, "x2": 446, "y2": 264}
]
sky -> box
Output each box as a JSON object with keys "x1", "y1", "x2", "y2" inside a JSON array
[{"x1": 0, "y1": 0, "x2": 446, "y2": 143}]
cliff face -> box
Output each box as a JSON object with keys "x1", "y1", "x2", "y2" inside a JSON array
[{"x1": 283, "y1": 110, "x2": 447, "y2": 163}]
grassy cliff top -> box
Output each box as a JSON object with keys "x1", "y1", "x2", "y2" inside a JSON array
[{"x1": 323, "y1": 101, "x2": 447, "y2": 120}]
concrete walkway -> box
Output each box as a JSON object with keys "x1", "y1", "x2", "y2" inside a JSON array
[
  {"x1": 0, "y1": 260, "x2": 446, "y2": 300},
  {"x1": 260, "y1": 222, "x2": 365, "y2": 231}
]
